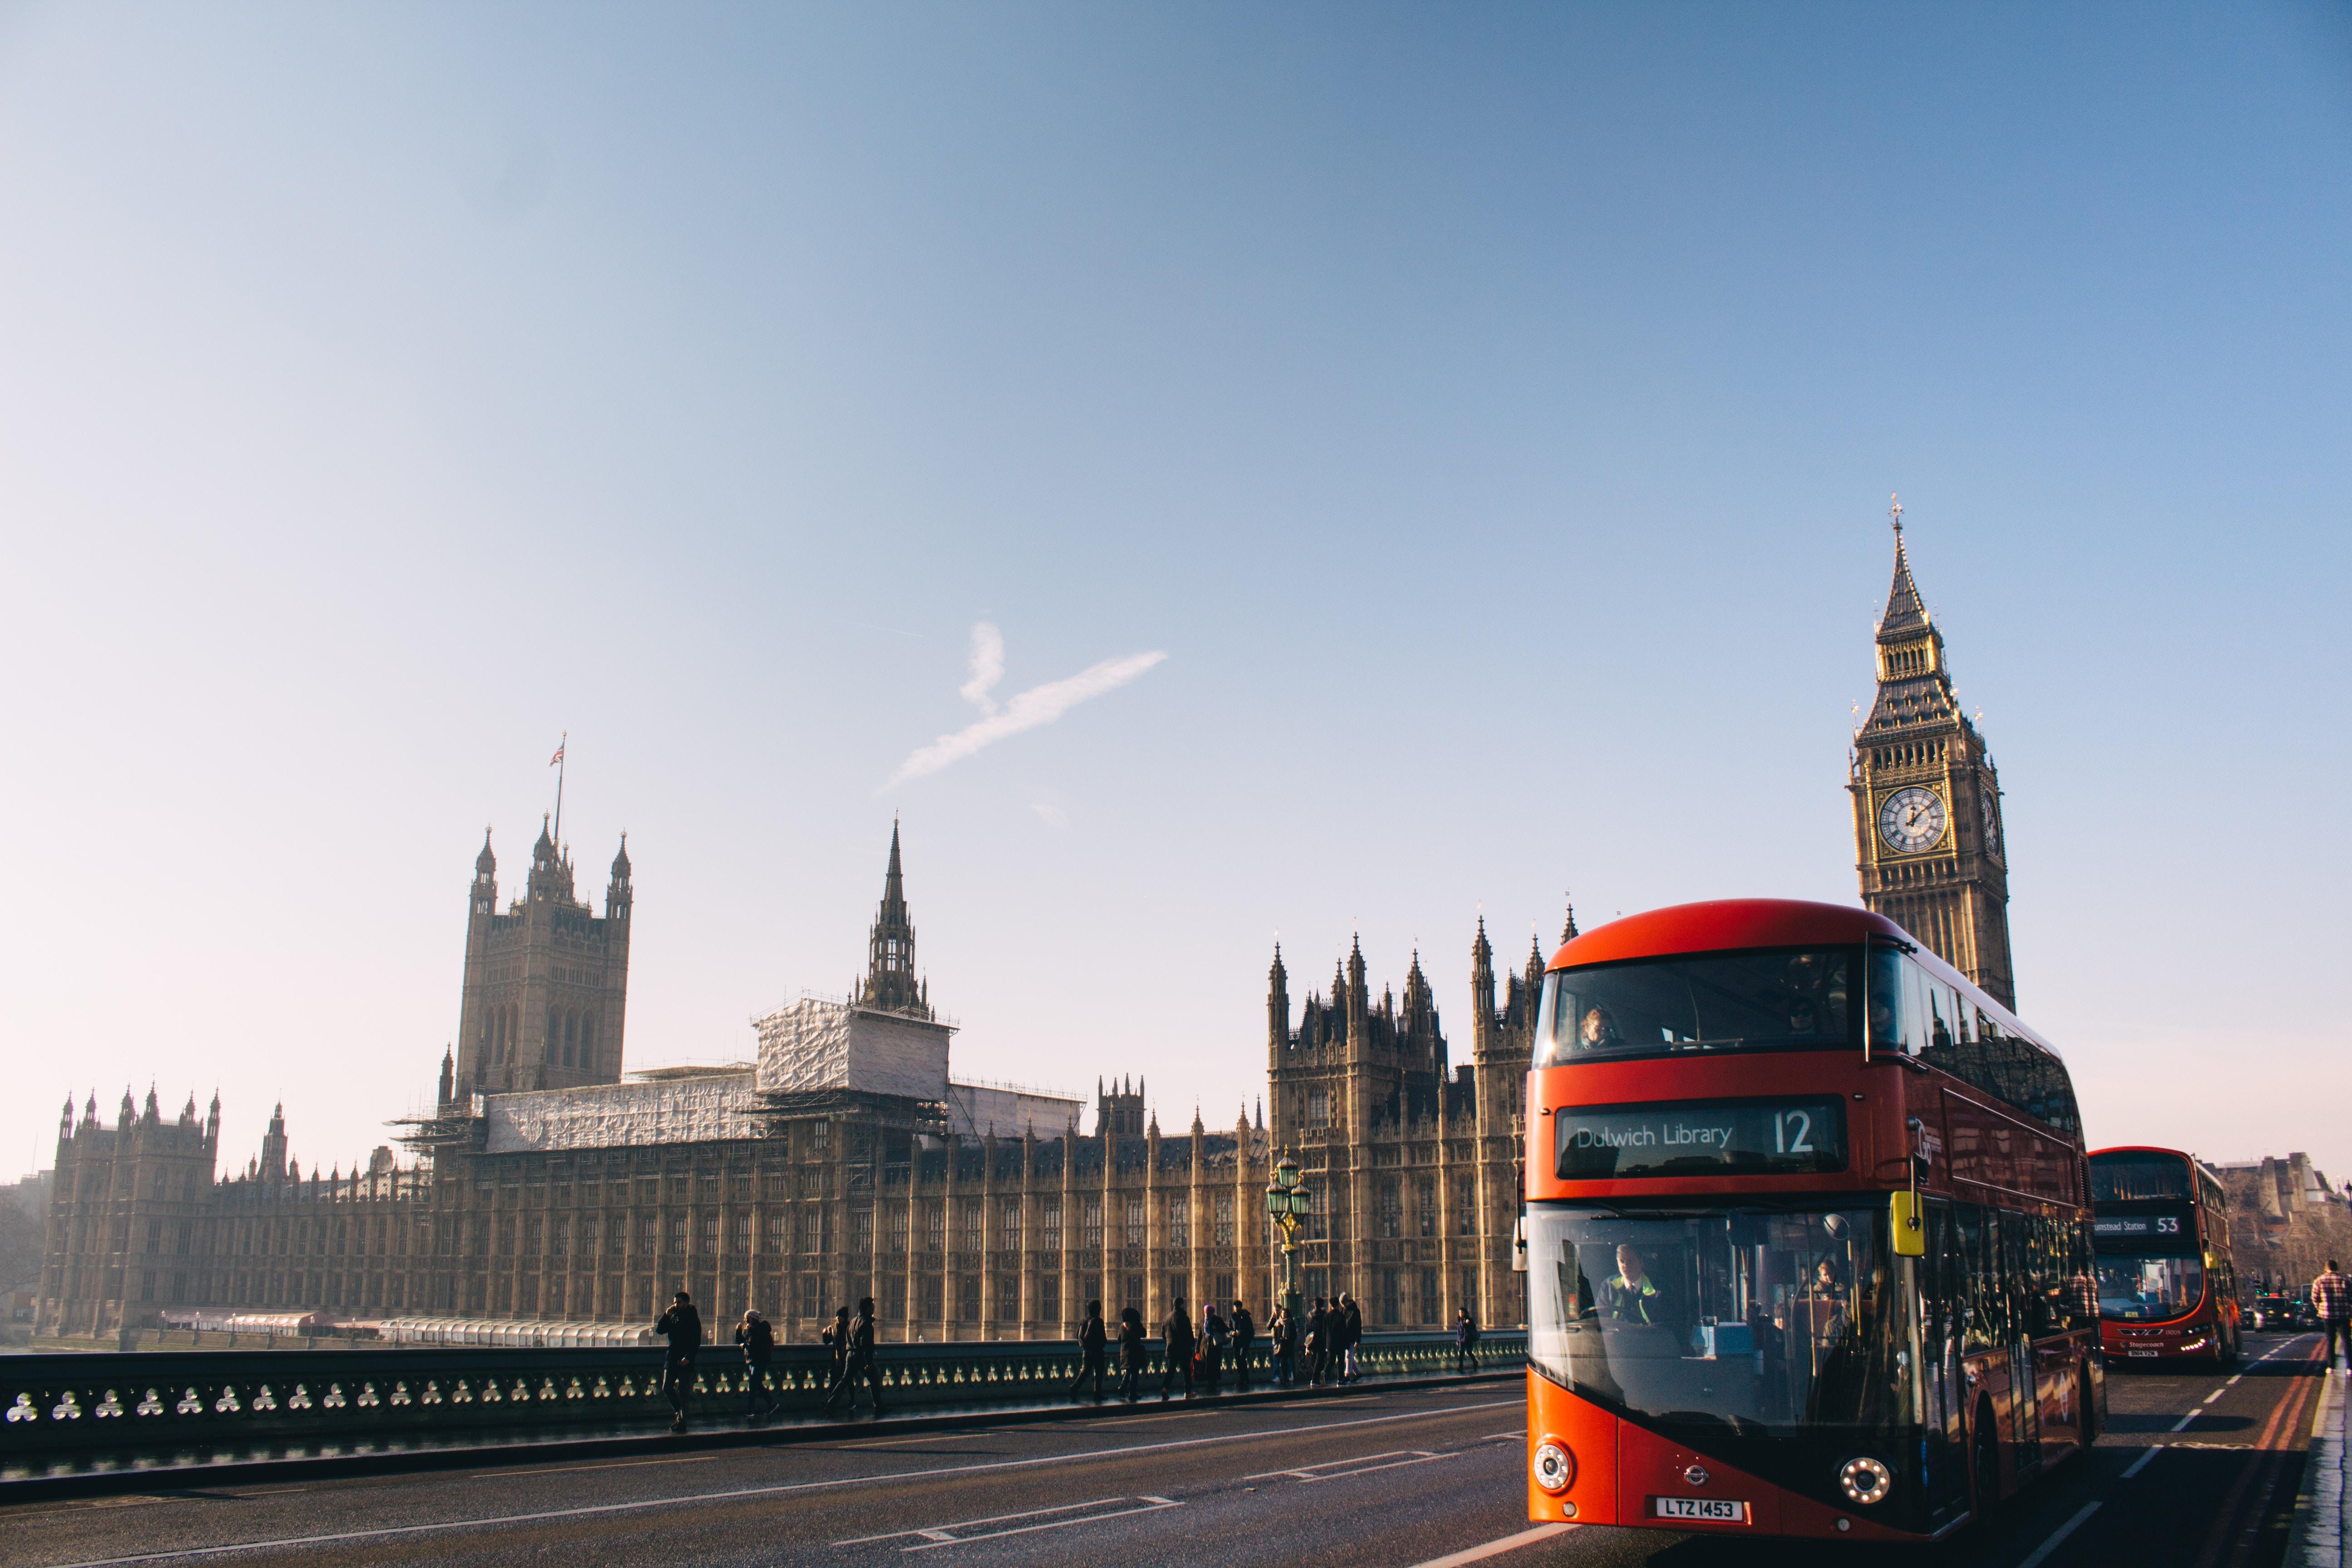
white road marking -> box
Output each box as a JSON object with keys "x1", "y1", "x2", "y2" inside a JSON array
[
  {"x1": 1242, "y1": 1449, "x2": 1458, "y2": 1483},
  {"x1": 2121, "y1": 1447, "x2": 2161, "y2": 1479},
  {"x1": 833, "y1": 1495, "x2": 1180, "y2": 1549},
  {"x1": 34, "y1": 1397, "x2": 1520, "y2": 1568},
  {"x1": 2169, "y1": 1409, "x2": 2203, "y2": 1431},
  {"x1": 2203, "y1": 1389, "x2": 2226, "y2": 1404},
  {"x1": 2014, "y1": 1500, "x2": 2101, "y2": 1568},
  {"x1": 1480, "y1": 1429, "x2": 1526, "y2": 1441},
  {"x1": 1403, "y1": 1523, "x2": 1578, "y2": 1568}
]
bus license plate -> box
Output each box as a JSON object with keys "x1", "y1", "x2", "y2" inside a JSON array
[
  {"x1": 2127, "y1": 1350, "x2": 2159, "y2": 1358},
  {"x1": 1655, "y1": 1497, "x2": 1749, "y2": 1523}
]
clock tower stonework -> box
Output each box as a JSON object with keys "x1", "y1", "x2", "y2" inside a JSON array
[{"x1": 1848, "y1": 506, "x2": 2017, "y2": 1009}]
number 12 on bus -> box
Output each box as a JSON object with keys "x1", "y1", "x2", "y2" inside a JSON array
[{"x1": 1523, "y1": 900, "x2": 2102, "y2": 1543}]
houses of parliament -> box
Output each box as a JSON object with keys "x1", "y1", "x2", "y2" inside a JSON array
[{"x1": 33, "y1": 524, "x2": 2016, "y2": 1343}]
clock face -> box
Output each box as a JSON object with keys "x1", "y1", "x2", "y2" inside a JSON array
[
  {"x1": 1980, "y1": 788, "x2": 2001, "y2": 851},
  {"x1": 1878, "y1": 786, "x2": 1947, "y2": 854}
]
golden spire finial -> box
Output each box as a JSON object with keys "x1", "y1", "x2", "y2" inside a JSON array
[{"x1": 1888, "y1": 492, "x2": 1904, "y2": 535}]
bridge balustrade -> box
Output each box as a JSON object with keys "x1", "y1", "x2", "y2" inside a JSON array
[{"x1": 1, "y1": 1330, "x2": 1524, "y2": 1460}]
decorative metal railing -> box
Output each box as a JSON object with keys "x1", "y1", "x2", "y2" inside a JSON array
[{"x1": 1, "y1": 1330, "x2": 1524, "y2": 1460}]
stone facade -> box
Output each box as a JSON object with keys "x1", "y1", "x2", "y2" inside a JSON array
[
  {"x1": 35, "y1": 829, "x2": 1544, "y2": 1343},
  {"x1": 1849, "y1": 512, "x2": 2018, "y2": 1008},
  {"x1": 2220, "y1": 1154, "x2": 2352, "y2": 1296}
]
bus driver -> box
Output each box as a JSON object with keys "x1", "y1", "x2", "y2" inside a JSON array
[
  {"x1": 1603, "y1": 1245, "x2": 1663, "y2": 1326},
  {"x1": 1579, "y1": 1006, "x2": 1622, "y2": 1053}
]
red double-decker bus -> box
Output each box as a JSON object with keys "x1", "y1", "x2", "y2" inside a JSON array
[
  {"x1": 2090, "y1": 1146, "x2": 2240, "y2": 1365},
  {"x1": 1523, "y1": 900, "x2": 2103, "y2": 1543}
]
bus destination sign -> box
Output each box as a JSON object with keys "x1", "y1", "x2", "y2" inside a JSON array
[{"x1": 1554, "y1": 1098, "x2": 1847, "y2": 1181}]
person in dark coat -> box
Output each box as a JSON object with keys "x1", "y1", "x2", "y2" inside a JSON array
[
  {"x1": 1453, "y1": 1306, "x2": 1479, "y2": 1373},
  {"x1": 1268, "y1": 1303, "x2": 1297, "y2": 1386},
  {"x1": 1161, "y1": 1298, "x2": 1196, "y2": 1400},
  {"x1": 1340, "y1": 1294, "x2": 1364, "y2": 1383},
  {"x1": 822, "y1": 1296, "x2": 886, "y2": 1417},
  {"x1": 1229, "y1": 1300, "x2": 1256, "y2": 1388},
  {"x1": 1198, "y1": 1304, "x2": 1228, "y2": 1389},
  {"x1": 1069, "y1": 1299, "x2": 1109, "y2": 1399},
  {"x1": 1116, "y1": 1306, "x2": 1148, "y2": 1402},
  {"x1": 654, "y1": 1290, "x2": 703, "y2": 1432},
  {"x1": 822, "y1": 1306, "x2": 852, "y2": 1386},
  {"x1": 735, "y1": 1308, "x2": 778, "y2": 1421},
  {"x1": 1304, "y1": 1297, "x2": 1331, "y2": 1386}
]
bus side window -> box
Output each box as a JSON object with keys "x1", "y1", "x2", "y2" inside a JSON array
[{"x1": 1868, "y1": 947, "x2": 1913, "y2": 1054}]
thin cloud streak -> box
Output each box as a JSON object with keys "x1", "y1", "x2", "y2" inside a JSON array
[
  {"x1": 888, "y1": 648, "x2": 1167, "y2": 786},
  {"x1": 958, "y1": 622, "x2": 1005, "y2": 714}
]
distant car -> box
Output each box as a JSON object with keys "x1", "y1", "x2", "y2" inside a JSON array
[
  {"x1": 2250, "y1": 1294, "x2": 2289, "y2": 1330},
  {"x1": 2292, "y1": 1298, "x2": 2322, "y2": 1330}
]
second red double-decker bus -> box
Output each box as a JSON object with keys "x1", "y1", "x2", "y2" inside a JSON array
[
  {"x1": 1523, "y1": 900, "x2": 2102, "y2": 1543},
  {"x1": 2090, "y1": 1146, "x2": 2240, "y2": 1365}
]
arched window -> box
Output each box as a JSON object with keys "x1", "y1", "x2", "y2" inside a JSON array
[
  {"x1": 579, "y1": 1015, "x2": 596, "y2": 1074},
  {"x1": 546, "y1": 1008, "x2": 559, "y2": 1061},
  {"x1": 563, "y1": 1012, "x2": 577, "y2": 1067}
]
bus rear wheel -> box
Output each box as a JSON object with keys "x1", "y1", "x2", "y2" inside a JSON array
[{"x1": 1970, "y1": 1406, "x2": 2002, "y2": 1527}]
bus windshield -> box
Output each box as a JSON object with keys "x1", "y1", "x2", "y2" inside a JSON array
[
  {"x1": 2097, "y1": 1254, "x2": 2205, "y2": 1322},
  {"x1": 1526, "y1": 1202, "x2": 1909, "y2": 1437},
  {"x1": 1533, "y1": 948, "x2": 1855, "y2": 1068}
]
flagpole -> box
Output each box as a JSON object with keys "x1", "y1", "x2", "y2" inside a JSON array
[{"x1": 553, "y1": 731, "x2": 567, "y2": 852}]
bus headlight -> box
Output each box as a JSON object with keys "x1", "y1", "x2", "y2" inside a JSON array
[
  {"x1": 1838, "y1": 1455, "x2": 1892, "y2": 1506},
  {"x1": 1532, "y1": 1440, "x2": 1575, "y2": 1493}
]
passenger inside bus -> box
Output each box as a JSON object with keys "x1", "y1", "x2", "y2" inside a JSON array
[{"x1": 1578, "y1": 1006, "x2": 1622, "y2": 1052}]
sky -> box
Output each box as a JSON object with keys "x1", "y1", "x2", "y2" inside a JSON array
[{"x1": 2, "y1": 4, "x2": 2347, "y2": 1191}]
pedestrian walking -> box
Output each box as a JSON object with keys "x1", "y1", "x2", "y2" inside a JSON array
[
  {"x1": 1230, "y1": 1299, "x2": 1256, "y2": 1388},
  {"x1": 1069, "y1": 1299, "x2": 1109, "y2": 1399},
  {"x1": 1162, "y1": 1297, "x2": 1197, "y2": 1401},
  {"x1": 1268, "y1": 1303, "x2": 1296, "y2": 1387},
  {"x1": 822, "y1": 1305, "x2": 851, "y2": 1387},
  {"x1": 822, "y1": 1296, "x2": 887, "y2": 1417},
  {"x1": 1199, "y1": 1304, "x2": 1229, "y2": 1389},
  {"x1": 1340, "y1": 1294, "x2": 1364, "y2": 1382},
  {"x1": 1305, "y1": 1297, "x2": 1332, "y2": 1386},
  {"x1": 2317, "y1": 1259, "x2": 2350, "y2": 1371},
  {"x1": 1453, "y1": 1306, "x2": 1479, "y2": 1373},
  {"x1": 735, "y1": 1308, "x2": 778, "y2": 1421},
  {"x1": 654, "y1": 1289, "x2": 703, "y2": 1432},
  {"x1": 1117, "y1": 1306, "x2": 1148, "y2": 1402}
]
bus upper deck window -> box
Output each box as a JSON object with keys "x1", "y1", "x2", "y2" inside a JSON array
[{"x1": 1867, "y1": 947, "x2": 1912, "y2": 1054}]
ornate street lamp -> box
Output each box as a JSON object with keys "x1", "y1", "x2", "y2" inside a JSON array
[{"x1": 1264, "y1": 1148, "x2": 1311, "y2": 1317}]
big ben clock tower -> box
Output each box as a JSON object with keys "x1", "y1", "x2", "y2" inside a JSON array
[{"x1": 1849, "y1": 496, "x2": 2017, "y2": 1008}]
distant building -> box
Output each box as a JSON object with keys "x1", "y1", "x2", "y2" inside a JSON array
[
  {"x1": 2215, "y1": 1153, "x2": 2352, "y2": 1294},
  {"x1": 36, "y1": 822, "x2": 1542, "y2": 1343}
]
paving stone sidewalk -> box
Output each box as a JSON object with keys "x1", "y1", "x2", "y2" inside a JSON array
[{"x1": 2290, "y1": 1366, "x2": 2347, "y2": 1568}]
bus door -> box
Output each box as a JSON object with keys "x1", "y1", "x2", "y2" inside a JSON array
[
  {"x1": 1922, "y1": 1200, "x2": 1969, "y2": 1519},
  {"x1": 2000, "y1": 1213, "x2": 2043, "y2": 1471}
]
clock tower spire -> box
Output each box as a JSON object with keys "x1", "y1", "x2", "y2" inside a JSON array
[{"x1": 1848, "y1": 496, "x2": 2017, "y2": 1008}]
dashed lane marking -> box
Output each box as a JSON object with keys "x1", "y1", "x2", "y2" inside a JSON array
[
  {"x1": 833, "y1": 1495, "x2": 1181, "y2": 1551},
  {"x1": 1402, "y1": 1523, "x2": 1578, "y2": 1568},
  {"x1": 32, "y1": 1397, "x2": 1519, "y2": 1568},
  {"x1": 1242, "y1": 1449, "x2": 1460, "y2": 1483},
  {"x1": 2014, "y1": 1501, "x2": 2102, "y2": 1568},
  {"x1": 2122, "y1": 1447, "x2": 2161, "y2": 1480}
]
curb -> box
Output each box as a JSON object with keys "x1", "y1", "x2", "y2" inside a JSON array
[
  {"x1": 2288, "y1": 1367, "x2": 2346, "y2": 1568},
  {"x1": 0, "y1": 1366, "x2": 1523, "y2": 1504}
]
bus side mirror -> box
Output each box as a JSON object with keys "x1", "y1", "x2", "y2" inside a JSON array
[{"x1": 1890, "y1": 1191, "x2": 1926, "y2": 1257}]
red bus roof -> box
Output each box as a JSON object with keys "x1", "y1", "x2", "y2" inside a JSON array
[{"x1": 1548, "y1": 898, "x2": 1908, "y2": 971}]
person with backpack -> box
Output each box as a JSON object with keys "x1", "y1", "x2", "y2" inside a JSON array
[
  {"x1": 1340, "y1": 1293, "x2": 1364, "y2": 1383},
  {"x1": 1069, "y1": 1299, "x2": 1109, "y2": 1399},
  {"x1": 1453, "y1": 1306, "x2": 1479, "y2": 1373},
  {"x1": 654, "y1": 1289, "x2": 703, "y2": 1433},
  {"x1": 821, "y1": 1296, "x2": 886, "y2": 1417},
  {"x1": 1230, "y1": 1299, "x2": 1257, "y2": 1388},
  {"x1": 735, "y1": 1308, "x2": 778, "y2": 1422},
  {"x1": 1117, "y1": 1306, "x2": 1148, "y2": 1402}
]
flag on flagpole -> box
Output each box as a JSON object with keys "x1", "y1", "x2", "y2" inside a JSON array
[{"x1": 549, "y1": 744, "x2": 565, "y2": 766}]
